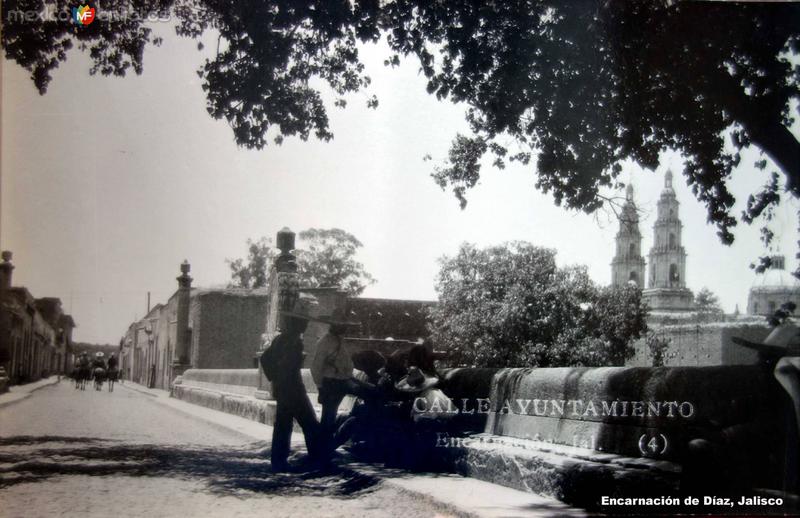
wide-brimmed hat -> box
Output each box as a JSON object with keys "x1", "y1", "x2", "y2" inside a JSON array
[
  {"x1": 95, "y1": 352, "x2": 105, "y2": 357},
  {"x1": 395, "y1": 366, "x2": 439, "y2": 393},
  {"x1": 280, "y1": 292, "x2": 320, "y2": 321},
  {"x1": 313, "y1": 306, "x2": 361, "y2": 327},
  {"x1": 732, "y1": 322, "x2": 800, "y2": 357}
]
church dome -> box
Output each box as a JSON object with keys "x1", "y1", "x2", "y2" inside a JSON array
[
  {"x1": 747, "y1": 255, "x2": 800, "y2": 316},
  {"x1": 749, "y1": 256, "x2": 800, "y2": 294}
]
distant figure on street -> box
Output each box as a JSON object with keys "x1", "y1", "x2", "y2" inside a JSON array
[
  {"x1": 106, "y1": 353, "x2": 119, "y2": 392},
  {"x1": 76, "y1": 352, "x2": 92, "y2": 390},
  {"x1": 91, "y1": 352, "x2": 107, "y2": 391},
  {"x1": 107, "y1": 353, "x2": 118, "y2": 372},
  {"x1": 260, "y1": 294, "x2": 324, "y2": 472}
]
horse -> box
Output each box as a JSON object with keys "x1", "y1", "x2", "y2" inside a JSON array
[
  {"x1": 93, "y1": 367, "x2": 106, "y2": 391},
  {"x1": 77, "y1": 365, "x2": 91, "y2": 390},
  {"x1": 106, "y1": 367, "x2": 119, "y2": 392}
]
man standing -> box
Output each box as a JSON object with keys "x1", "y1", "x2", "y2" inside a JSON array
[
  {"x1": 311, "y1": 312, "x2": 376, "y2": 454},
  {"x1": 261, "y1": 294, "x2": 323, "y2": 472}
]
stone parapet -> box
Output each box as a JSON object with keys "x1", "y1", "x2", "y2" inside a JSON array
[
  {"x1": 169, "y1": 364, "x2": 793, "y2": 503},
  {"x1": 171, "y1": 367, "x2": 342, "y2": 427},
  {"x1": 446, "y1": 434, "x2": 680, "y2": 508}
]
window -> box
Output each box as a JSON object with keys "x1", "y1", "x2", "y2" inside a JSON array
[
  {"x1": 669, "y1": 264, "x2": 679, "y2": 283},
  {"x1": 629, "y1": 271, "x2": 639, "y2": 285},
  {"x1": 669, "y1": 233, "x2": 676, "y2": 248},
  {"x1": 629, "y1": 243, "x2": 636, "y2": 257}
]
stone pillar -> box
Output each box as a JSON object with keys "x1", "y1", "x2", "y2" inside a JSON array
[
  {"x1": 172, "y1": 260, "x2": 193, "y2": 380},
  {"x1": 0, "y1": 251, "x2": 14, "y2": 290},
  {"x1": 254, "y1": 228, "x2": 300, "y2": 400}
]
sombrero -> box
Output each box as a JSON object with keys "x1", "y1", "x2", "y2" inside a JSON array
[
  {"x1": 731, "y1": 322, "x2": 800, "y2": 357},
  {"x1": 312, "y1": 306, "x2": 361, "y2": 327},
  {"x1": 395, "y1": 366, "x2": 439, "y2": 393},
  {"x1": 96, "y1": 352, "x2": 105, "y2": 357}
]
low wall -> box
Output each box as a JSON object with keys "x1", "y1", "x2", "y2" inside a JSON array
[
  {"x1": 171, "y1": 363, "x2": 794, "y2": 503},
  {"x1": 628, "y1": 321, "x2": 769, "y2": 367},
  {"x1": 180, "y1": 368, "x2": 262, "y2": 397},
  {"x1": 434, "y1": 365, "x2": 792, "y2": 504},
  {"x1": 173, "y1": 368, "x2": 336, "y2": 427},
  {"x1": 480, "y1": 365, "x2": 784, "y2": 461},
  {"x1": 175, "y1": 364, "x2": 788, "y2": 460}
]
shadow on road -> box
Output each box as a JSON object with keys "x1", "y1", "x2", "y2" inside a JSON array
[{"x1": 0, "y1": 435, "x2": 380, "y2": 498}]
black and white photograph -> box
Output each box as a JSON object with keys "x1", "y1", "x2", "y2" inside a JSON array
[{"x1": 0, "y1": 1, "x2": 799, "y2": 516}]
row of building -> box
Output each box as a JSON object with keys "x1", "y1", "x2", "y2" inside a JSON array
[
  {"x1": 120, "y1": 246, "x2": 432, "y2": 390},
  {"x1": 0, "y1": 251, "x2": 77, "y2": 384}
]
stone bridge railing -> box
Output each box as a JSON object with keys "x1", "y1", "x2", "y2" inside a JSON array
[{"x1": 171, "y1": 364, "x2": 794, "y2": 505}]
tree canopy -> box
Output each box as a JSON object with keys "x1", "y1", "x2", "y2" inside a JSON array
[
  {"x1": 296, "y1": 228, "x2": 376, "y2": 296},
  {"x1": 429, "y1": 242, "x2": 647, "y2": 368},
  {"x1": 227, "y1": 228, "x2": 375, "y2": 296},
  {"x1": 4, "y1": 1, "x2": 799, "y2": 246},
  {"x1": 693, "y1": 287, "x2": 724, "y2": 320},
  {"x1": 226, "y1": 237, "x2": 274, "y2": 289}
]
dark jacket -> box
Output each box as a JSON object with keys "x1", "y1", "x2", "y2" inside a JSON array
[{"x1": 263, "y1": 333, "x2": 305, "y2": 399}]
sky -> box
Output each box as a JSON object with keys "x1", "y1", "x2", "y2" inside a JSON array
[{"x1": 2, "y1": 24, "x2": 798, "y2": 344}]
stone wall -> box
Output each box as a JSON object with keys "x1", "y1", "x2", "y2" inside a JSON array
[
  {"x1": 441, "y1": 365, "x2": 792, "y2": 503},
  {"x1": 480, "y1": 366, "x2": 781, "y2": 459},
  {"x1": 122, "y1": 288, "x2": 269, "y2": 390},
  {"x1": 344, "y1": 298, "x2": 435, "y2": 341},
  {"x1": 170, "y1": 362, "x2": 795, "y2": 503},
  {"x1": 192, "y1": 290, "x2": 269, "y2": 369},
  {"x1": 628, "y1": 321, "x2": 770, "y2": 367}
]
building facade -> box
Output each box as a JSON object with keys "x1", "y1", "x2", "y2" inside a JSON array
[
  {"x1": 0, "y1": 251, "x2": 75, "y2": 384},
  {"x1": 121, "y1": 262, "x2": 271, "y2": 390}
]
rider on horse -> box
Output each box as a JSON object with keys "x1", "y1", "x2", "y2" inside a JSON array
[
  {"x1": 106, "y1": 353, "x2": 119, "y2": 391},
  {"x1": 92, "y1": 352, "x2": 107, "y2": 390},
  {"x1": 75, "y1": 352, "x2": 91, "y2": 390}
]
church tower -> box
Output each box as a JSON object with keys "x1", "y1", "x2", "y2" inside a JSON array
[
  {"x1": 642, "y1": 170, "x2": 694, "y2": 311},
  {"x1": 611, "y1": 185, "x2": 646, "y2": 287}
]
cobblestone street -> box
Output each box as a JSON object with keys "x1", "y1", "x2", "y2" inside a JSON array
[{"x1": 0, "y1": 381, "x2": 456, "y2": 518}]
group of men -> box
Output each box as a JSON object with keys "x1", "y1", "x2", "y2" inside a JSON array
[{"x1": 261, "y1": 293, "x2": 448, "y2": 472}]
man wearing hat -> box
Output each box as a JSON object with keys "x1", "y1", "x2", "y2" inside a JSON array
[
  {"x1": 261, "y1": 293, "x2": 324, "y2": 471},
  {"x1": 732, "y1": 321, "x2": 800, "y2": 432},
  {"x1": 728, "y1": 322, "x2": 800, "y2": 493},
  {"x1": 310, "y1": 309, "x2": 378, "y2": 455}
]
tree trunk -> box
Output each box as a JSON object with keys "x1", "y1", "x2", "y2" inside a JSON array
[
  {"x1": 745, "y1": 120, "x2": 800, "y2": 197},
  {"x1": 712, "y1": 70, "x2": 800, "y2": 196}
]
